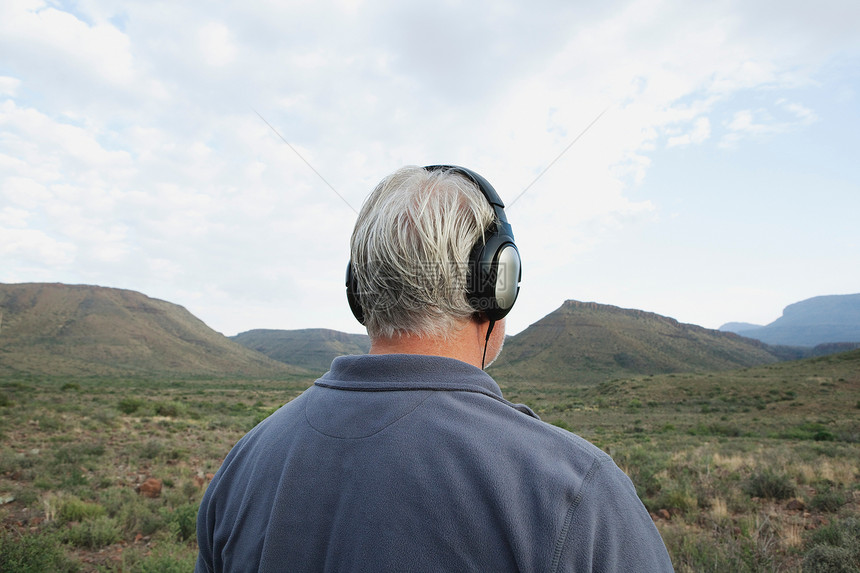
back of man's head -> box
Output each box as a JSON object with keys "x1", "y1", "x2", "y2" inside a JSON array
[{"x1": 350, "y1": 166, "x2": 495, "y2": 340}]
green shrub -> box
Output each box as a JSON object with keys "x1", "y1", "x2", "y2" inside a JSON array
[
  {"x1": 688, "y1": 423, "x2": 743, "y2": 437},
  {"x1": 139, "y1": 439, "x2": 164, "y2": 459},
  {"x1": 109, "y1": 494, "x2": 164, "y2": 537},
  {"x1": 659, "y1": 522, "x2": 759, "y2": 572},
  {"x1": 162, "y1": 502, "x2": 199, "y2": 541},
  {"x1": 154, "y1": 401, "x2": 187, "y2": 417},
  {"x1": 802, "y1": 545, "x2": 859, "y2": 573},
  {"x1": 181, "y1": 479, "x2": 199, "y2": 499},
  {"x1": 782, "y1": 423, "x2": 838, "y2": 442},
  {"x1": 59, "y1": 470, "x2": 90, "y2": 489},
  {"x1": 100, "y1": 486, "x2": 135, "y2": 514},
  {"x1": 0, "y1": 529, "x2": 79, "y2": 572},
  {"x1": 653, "y1": 487, "x2": 697, "y2": 515},
  {"x1": 612, "y1": 446, "x2": 667, "y2": 499},
  {"x1": 58, "y1": 496, "x2": 107, "y2": 523},
  {"x1": 118, "y1": 397, "x2": 145, "y2": 414},
  {"x1": 806, "y1": 517, "x2": 860, "y2": 551},
  {"x1": 249, "y1": 405, "x2": 280, "y2": 429},
  {"x1": 0, "y1": 449, "x2": 20, "y2": 474},
  {"x1": 54, "y1": 442, "x2": 105, "y2": 464},
  {"x1": 63, "y1": 516, "x2": 121, "y2": 548},
  {"x1": 810, "y1": 485, "x2": 848, "y2": 513},
  {"x1": 744, "y1": 471, "x2": 796, "y2": 500},
  {"x1": 36, "y1": 415, "x2": 63, "y2": 431},
  {"x1": 12, "y1": 485, "x2": 39, "y2": 506},
  {"x1": 129, "y1": 541, "x2": 198, "y2": 573}
]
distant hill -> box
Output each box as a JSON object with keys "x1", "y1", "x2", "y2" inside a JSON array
[
  {"x1": 721, "y1": 294, "x2": 860, "y2": 347},
  {"x1": 9, "y1": 283, "x2": 855, "y2": 384},
  {"x1": 719, "y1": 322, "x2": 763, "y2": 333},
  {"x1": 0, "y1": 283, "x2": 300, "y2": 378},
  {"x1": 490, "y1": 300, "x2": 782, "y2": 386},
  {"x1": 232, "y1": 328, "x2": 370, "y2": 372}
]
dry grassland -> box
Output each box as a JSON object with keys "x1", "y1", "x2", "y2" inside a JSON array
[{"x1": 2, "y1": 354, "x2": 858, "y2": 572}]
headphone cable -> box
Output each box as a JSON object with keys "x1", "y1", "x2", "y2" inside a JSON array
[{"x1": 481, "y1": 319, "x2": 496, "y2": 370}]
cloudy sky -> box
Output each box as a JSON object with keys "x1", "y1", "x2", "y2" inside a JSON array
[{"x1": 2, "y1": 0, "x2": 859, "y2": 337}]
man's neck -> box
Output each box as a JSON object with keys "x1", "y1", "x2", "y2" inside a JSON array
[{"x1": 369, "y1": 320, "x2": 488, "y2": 369}]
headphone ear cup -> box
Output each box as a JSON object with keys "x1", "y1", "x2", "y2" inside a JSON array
[
  {"x1": 345, "y1": 262, "x2": 365, "y2": 325},
  {"x1": 492, "y1": 243, "x2": 521, "y2": 316},
  {"x1": 468, "y1": 231, "x2": 521, "y2": 321}
]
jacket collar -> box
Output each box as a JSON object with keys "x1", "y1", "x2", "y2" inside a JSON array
[{"x1": 316, "y1": 354, "x2": 537, "y2": 419}]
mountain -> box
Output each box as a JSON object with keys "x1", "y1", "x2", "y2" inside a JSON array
[
  {"x1": 8, "y1": 283, "x2": 855, "y2": 384},
  {"x1": 489, "y1": 300, "x2": 782, "y2": 386},
  {"x1": 721, "y1": 294, "x2": 860, "y2": 347},
  {"x1": 719, "y1": 322, "x2": 763, "y2": 334},
  {"x1": 0, "y1": 283, "x2": 300, "y2": 378},
  {"x1": 231, "y1": 328, "x2": 370, "y2": 372}
]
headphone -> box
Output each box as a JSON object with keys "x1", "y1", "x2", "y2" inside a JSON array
[{"x1": 346, "y1": 165, "x2": 521, "y2": 325}]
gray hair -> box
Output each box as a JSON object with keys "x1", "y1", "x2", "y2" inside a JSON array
[{"x1": 350, "y1": 165, "x2": 495, "y2": 339}]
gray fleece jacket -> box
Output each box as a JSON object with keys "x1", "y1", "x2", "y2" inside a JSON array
[{"x1": 196, "y1": 354, "x2": 673, "y2": 572}]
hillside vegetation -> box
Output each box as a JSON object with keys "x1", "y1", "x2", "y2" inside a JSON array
[
  {"x1": 490, "y1": 300, "x2": 781, "y2": 386},
  {"x1": 231, "y1": 328, "x2": 370, "y2": 372},
  {"x1": 500, "y1": 349, "x2": 860, "y2": 572},
  {"x1": 0, "y1": 373, "x2": 315, "y2": 572},
  {"x1": 0, "y1": 284, "x2": 299, "y2": 378},
  {"x1": 1, "y1": 350, "x2": 857, "y2": 571}
]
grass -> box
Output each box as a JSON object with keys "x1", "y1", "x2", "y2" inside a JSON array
[
  {"x1": 1, "y1": 354, "x2": 858, "y2": 572},
  {"x1": 0, "y1": 374, "x2": 311, "y2": 572},
  {"x1": 499, "y1": 354, "x2": 860, "y2": 572}
]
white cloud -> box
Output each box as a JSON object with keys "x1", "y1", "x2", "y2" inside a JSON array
[
  {"x1": 1, "y1": 0, "x2": 859, "y2": 335},
  {"x1": 777, "y1": 99, "x2": 817, "y2": 124},
  {"x1": 2, "y1": 176, "x2": 51, "y2": 209},
  {"x1": 0, "y1": 226, "x2": 77, "y2": 267},
  {"x1": 0, "y1": 76, "x2": 21, "y2": 97},
  {"x1": 0, "y1": 100, "x2": 134, "y2": 175},
  {"x1": 667, "y1": 117, "x2": 711, "y2": 148},
  {"x1": 720, "y1": 98, "x2": 819, "y2": 147},
  {"x1": 0, "y1": 0, "x2": 134, "y2": 86},
  {"x1": 0, "y1": 206, "x2": 31, "y2": 228},
  {"x1": 198, "y1": 22, "x2": 238, "y2": 67}
]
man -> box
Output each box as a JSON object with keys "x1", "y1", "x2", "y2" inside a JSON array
[{"x1": 196, "y1": 165, "x2": 674, "y2": 572}]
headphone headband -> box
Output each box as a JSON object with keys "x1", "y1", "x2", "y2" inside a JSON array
[{"x1": 423, "y1": 165, "x2": 507, "y2": 212}]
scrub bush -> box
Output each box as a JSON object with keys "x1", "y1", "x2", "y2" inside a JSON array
[
  {"x1": 118, "y1": 397, "x2": 145, "y2": 414},
  {"x1": 744, "y1": 470, "x2": 796, "y2": 500},
  {"x1": 809, "y1": 484, "x2": 848, "y2": 513},
  {"x1": 802, "y1": 545, "x2": 859, "y2": 573},
  {"x1": 0, "y1": 529, "x2": 78, "y2": 572},
  {"x1": 162, "y1": 502, "x2": 199, "y2": 541},
  {"x1": 63, "y1": 516, "x2": 121, "y2": 549},
  {"x1": 57, "y1": 495, "x2": 107, "y2": 523}
]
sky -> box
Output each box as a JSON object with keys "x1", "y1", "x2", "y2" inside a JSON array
[{"x1": 1, "y1": 0, "x2": 859, "y2": 337}]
